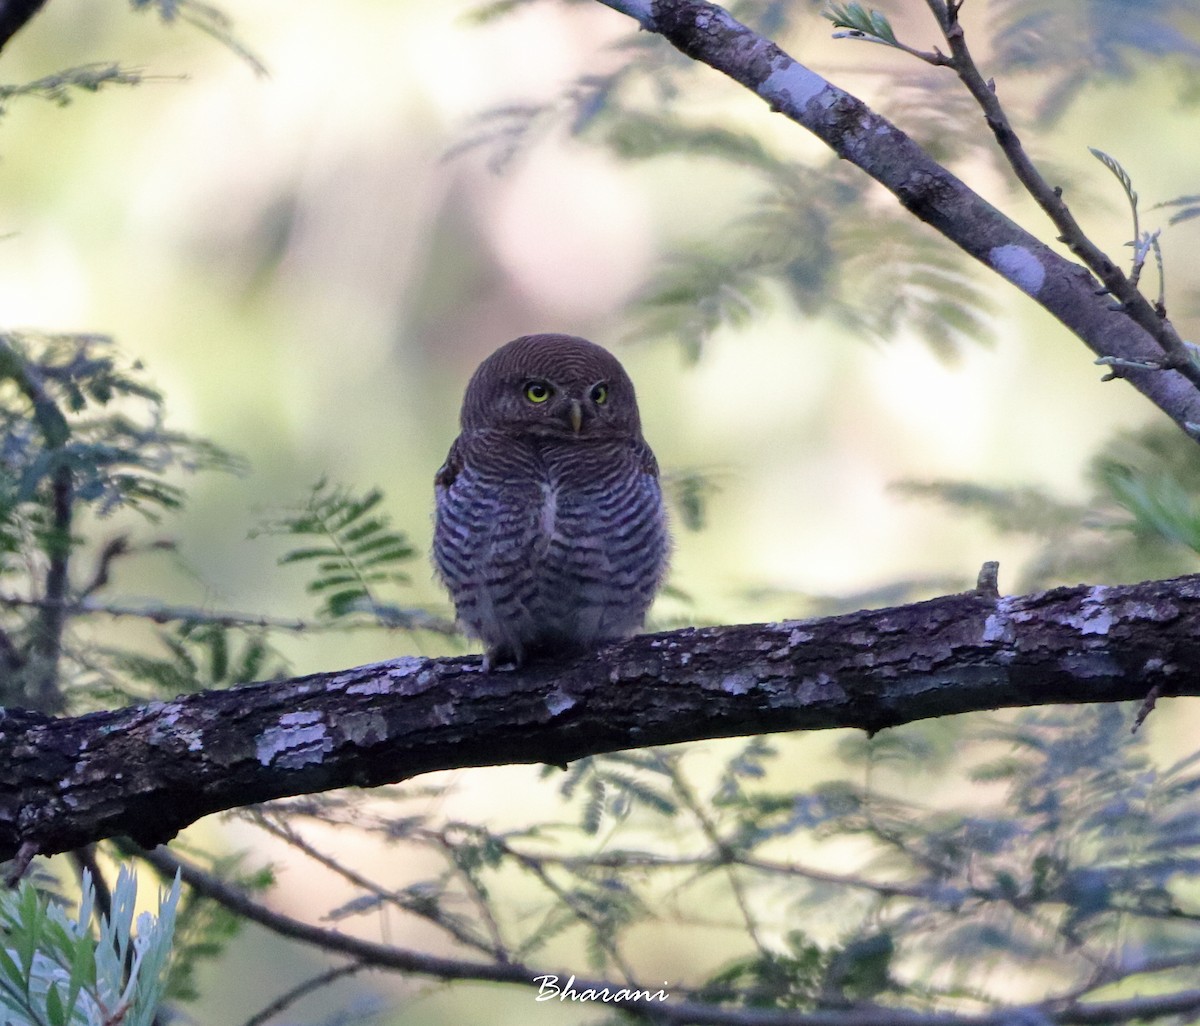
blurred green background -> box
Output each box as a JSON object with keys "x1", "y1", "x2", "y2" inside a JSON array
[{"x1": 6, "y1": 0, "x2": 1200, "y2": 1021}]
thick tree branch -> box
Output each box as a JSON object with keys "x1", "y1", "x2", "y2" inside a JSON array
[
  {"x1": 5, "y1": 573, "x2": 1200, "y2": 864},
  {"x1": 592, "y1": 0, "x2": 1200, "y2": 441}
]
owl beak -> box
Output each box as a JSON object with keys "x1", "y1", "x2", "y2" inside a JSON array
[{"x1": 568, "y1": 400, "x2": 583, "y2": 434}]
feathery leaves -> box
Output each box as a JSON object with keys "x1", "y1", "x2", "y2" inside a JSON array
[{"x1": 253, "y1": 478, "x2": 417, "y2": 621}]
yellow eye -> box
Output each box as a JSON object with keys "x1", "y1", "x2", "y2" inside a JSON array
[
  {"x1": 524, "y1": 381, "x2": 552, "y2": 404},
  {"x1": 590, "y1": 383, "x2": 608, "y2": 405}
]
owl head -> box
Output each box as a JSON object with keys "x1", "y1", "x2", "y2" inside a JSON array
[{"x1": 459, "y1": 334, "x2": 644, "y2": 438}]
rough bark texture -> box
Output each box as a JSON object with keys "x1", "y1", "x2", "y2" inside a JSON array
[
  {"x1": 594, "y1": 0, "x2": 1200, "y2": 441},
  {"x1": 4, "y1": 573, "x2": 1200, "y2": 864}
]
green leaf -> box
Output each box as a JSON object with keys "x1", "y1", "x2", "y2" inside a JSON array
[
  {"x1": 1102, "y1": 462, "x2": 1200, "y2": 552},
  {"x1": 254, "y1": 478, "x2": 418, "y2": 622},
  {"x1": 1153, "y1": 193, "x2": 1200, "y2": 226},
  {"x1": 1089, "y1": 146, "x2": 1140, "y2": 246},
  {"x1": 130, "y1": 0, "x2": 267, "y2": 75},
  {"x1": 0, "y1": 64, "x2": 146, "y2": 111},
  {"x1": 44, "y1": 981, "x2": 65, "y2": 1026},
  {"x1": 824, "y1": 2, "x2": 899, "y2": 45},
  {"x1": 0, "y1": 869, "x2": 179, "y2": 1026}
]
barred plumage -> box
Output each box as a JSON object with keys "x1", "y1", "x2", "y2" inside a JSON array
[{"x1": 434, "y1": 334, "x2": 669, "y2": 668}]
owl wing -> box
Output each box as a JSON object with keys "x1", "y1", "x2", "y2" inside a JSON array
[
  {"x1": 433, "y1": 431, "x2": 545, "y2": 659},
  {"x1": 617, "y1": 437, "x2": 670, "y2": 597},
  {"x1": 634, "y1": 437, "x2": 660, "y2": 479},
  {"x1": 434, "y1": 436, "x2": 465, "y2": 490}
]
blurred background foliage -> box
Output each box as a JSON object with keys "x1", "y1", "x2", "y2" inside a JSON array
[{"x1": 6, "y1": 0, "x2": 1200, "y2": 1022}]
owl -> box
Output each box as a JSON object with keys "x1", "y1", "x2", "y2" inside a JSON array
[{"x1": 434, "y1": 333, "x2": 669, "y2": 669}]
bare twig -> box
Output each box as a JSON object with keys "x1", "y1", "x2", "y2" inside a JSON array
[
  {"x1": 507, "y1": 842, "x2": 641, "y2": 982},
  {"x1": 239, "y1": 962, "x2": 371, "y2": 1026},
  {"x1": 426, "y1": 826, "x2": 511, "y2": 962},
  {"x1": 123, "y1": 843, "x2": 1200, "y2": 1026},
  {"x1": 924, "y1": 0, "x2": 1200, "y2": 387},
  {"x1": 588, "y1": 0, "x2": 1200, "y2": 441},
  {"x1": 652, "y1": 751, "x2": 771, "y2": 955},
  {"x1": 247, "y1": 811, "x2": 506, "y2": 960},
  {"x1": 0, "y1": 592, "x2": 458, "y2": 635},
  {"x1": 0, "y1": 0, "x2": 47, "y2": 54}
]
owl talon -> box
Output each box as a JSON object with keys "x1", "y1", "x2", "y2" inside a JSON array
[{"x1": 482, "y1": 647, "x2": 521, "y2": 672}]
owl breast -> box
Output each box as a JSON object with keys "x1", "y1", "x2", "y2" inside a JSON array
[{"x1": 434, "y1": 432, "x2": 668, "y2": 667}]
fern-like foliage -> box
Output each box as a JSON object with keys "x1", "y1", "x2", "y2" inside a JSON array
[
  {"x1": 0, "y1": 332, "x2": 241, "y2": 584},
  {"x1": 253, "y1": 478, "x2": 420, "y2": 622},
  {"x1": 461, "y1": 0, "x2": 553, "y2": 25},
  {"x1": 453, "y1": 3, "x2": 1014, "y2": 362},
  {"x1": 1154, "y1": 192, "x2": 1200, "y2": 226},
  {"x1": 836, "y1": 213, "x2": 996, "y2": 359},
  {"x1": 0, "y1": 65, "x2": 148, "y2": 115},
  {"x1": 989, "y1": 0, "x2": 1200, "y2": 122},
  {"x1": 0, "y1": 333, "x2": 242, "y2": 535},
  {"x1": 626, "y1": 250, "x2": 770, "y2": 360},
  {"x1": 664, "y1": 467, "x2": 724, "y2": 532},
  {"x1": 600, "y1": 109, "x2": 782, "y2": 170},
  {"x1": 128, "y1": 0, "x2": 267, "y2": 75},
  {"x1": 104, "y1": 622, "x2": 288, "y2": 701},
  {"x1": 895, "y1": 423, "x2": 1200, "y2": 592},
  {"x1": 551, "y1": 751, "x2": 680, "y2": 835},
  {"x1": 0, "y1": 333, "x2": 245, "y2": 709},
  {"x1": 259, "y1": 701, "x2": 1200, "y2": 1016},
  {"x1": 824, "y1": 2, "x2": 900, "y2": 46},
  {"x1": 624, "y1": 170, "x2": 995, "y2": 359}
]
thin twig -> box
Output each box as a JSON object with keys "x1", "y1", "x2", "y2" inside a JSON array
[
  {"x1": 507, "y1": 844, "x2": 641, "y2": 983},
  {"x1": 247, "y1": 811, "x2": 505, "y2": 959},
  {"x1": 924, "y1": 0, "x2": 1200, "y2": 387},
  {"x1": 0, "y1": 592, "x2": 458, "y2": 635},
  {"x1": 427, "y1": 826, "x2": 511, "y2": 962},
  {"x1": 120, "y1": 842, "x2": 1200, "y2": 1026},
  {"x1": 239, "y1": 962, "x2": 370, "y2": 1026},
  {"x1": 651, "y1": 751, "x2": 771, "y2": 956}
]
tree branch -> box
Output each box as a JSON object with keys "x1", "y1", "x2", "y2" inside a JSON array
[
  {"x1": 5, "y1": 572, "x2": 1200, "y2": 864},
  {"x1": 0, "y1": 0, "x2": 47, "y2": 54},
  {"x1": 924, "y1": 0, "x2": 1200, "y2": 385},
  {"x1": 239, "y1": 962, "x2": 370, "y2": 1026},
  {"x1": 591, "y1": 0, "x2": 1200, "y2": 441},
  {"x1": 130, "y1": 844, "x2": 1200, "y2": 1026},
  {"x1": 0, "y1": 592, "x2": 457, "y2": 636},
  {"x1": 0, "y1": 336, "x2": 74, "y2": 712}
]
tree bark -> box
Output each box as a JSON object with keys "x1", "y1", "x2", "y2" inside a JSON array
[
  {"x1": 4, "y1": 573, "x2": 1200, "y2": 864},
  {"x1": 0, "y1": 0, "x2": 47, "y2": 54}
]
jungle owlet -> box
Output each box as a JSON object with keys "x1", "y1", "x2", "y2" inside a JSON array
[{"x1": 434, "y1": 333, "x2": 669, "y2": 669}]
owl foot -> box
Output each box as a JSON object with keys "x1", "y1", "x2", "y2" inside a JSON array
[{"x1": 482, "y1": 645, "x2": 523, "y2": 672}]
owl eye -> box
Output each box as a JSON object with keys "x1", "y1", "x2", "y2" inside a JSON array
[
  {"x1": 590, "y1": 383, "x2": 609, "y2": 405},
  {"x1": 524, "y1": 381, "x2": 552, "y2": 404}
]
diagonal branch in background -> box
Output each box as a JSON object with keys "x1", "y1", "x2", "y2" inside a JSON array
[
  {"x1": 127, "y1": 842, "x2": 1200, "y2": 1026},
  {"x1": 922, "y1": 0, "x2": 1200, "y2": 382},
  {"x1": 5, "y1": 572, "x2": 1200, "y2": 865},
  {"x1": 0, "y1": 0, "x2": 47, "y2": 54},
  {"x1": 592, "y1": 0, "x2": 1200, "y2": 438}
]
